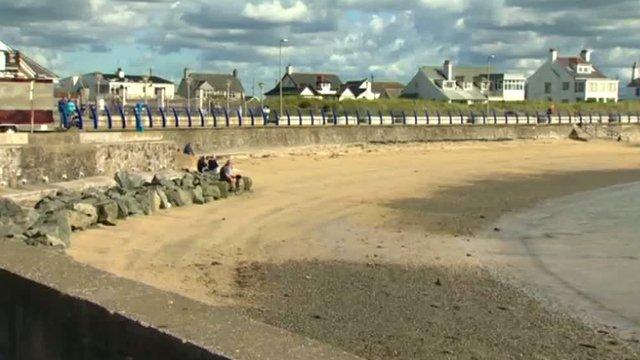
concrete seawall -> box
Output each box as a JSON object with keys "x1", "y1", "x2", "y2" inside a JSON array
[{"x1": 1, "y1": 124, "x2": 639, "y2": 187}]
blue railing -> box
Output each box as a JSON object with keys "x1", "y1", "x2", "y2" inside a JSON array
[{"x1": 62, "y1": 105, "x2": 640, "y2": 131}]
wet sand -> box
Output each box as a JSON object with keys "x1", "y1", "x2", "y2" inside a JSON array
[{"x1": 67, "y1": 140, "x2": 640, "y2": 358}]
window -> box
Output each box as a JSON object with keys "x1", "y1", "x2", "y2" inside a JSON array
[
  {"x1": 589, "y1": 83, "x2": 597, "y2": 92},
  {"x1": 608, "y1": 83, "x2": 616, "y2": 92},
  {"x1": 562, "y1": 82, "x2": 569, "y2": 91},
  {"x1": 575, "y1": 82, "x2": 584, "y2": 93},
  {"x1": 544, "y1": 82, "x2": 552, "y2": 94}
]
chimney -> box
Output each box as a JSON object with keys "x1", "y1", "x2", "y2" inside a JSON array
[
  {"x1": 232, "y1": 69, "x2": 238, "y2": 78},
  {"x1": 549, "y1": 49, "x2": 558, "y2": 62},
  {"x1": 286, "y1": 64, "x2": 293, "y2": 75},
  {"x1": 183, "y1": 67, "x2": 189, "y2": 80},
  {"x1": 117, "y1": 68, "x2": 125, "y2": 80},
  {"x1": 580, "y1": 49, "x2": 592, "y2": 62},
  {"x1": 632, "y1": 62, "x2": 639, "y2": 81},
  {"x1": 443, "y1": 60, "x2": 453, "y2": 81}
]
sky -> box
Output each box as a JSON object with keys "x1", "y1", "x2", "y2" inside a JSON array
[{"x1": 2, "y1": 0, "x2": 640, "y2": 94}]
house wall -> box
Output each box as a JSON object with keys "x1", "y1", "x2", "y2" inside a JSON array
[
  {"x1": 584, "y1": 80, "x2": 618, "y2": 102},
  {"x1": 621, "y1": 86, "x2": 640, "y2": 100},
  {"x1": 108, "y1": 81, "x2": 175, "y2": 100},
  {"x1": 404, "y1": 71, "x2": 447, "y2": 100},
  {"x1": 0, "y1": 80, "x2": 55, "y2": 127},
  {"x1": 527, "y1": 62, "x2": 576, "y2": 102}
]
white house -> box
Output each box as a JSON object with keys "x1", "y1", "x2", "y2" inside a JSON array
[
  {"x1": 527, "y1": 49, "x2": 618, "y2": 103},
  {"x1": 265, "y1": 65, "x2": 342, "y2": 99},
  {"x1": 176, "y1": 68, "x2": 245, "y2": 109},
  {"x1": 339, "y1": 79, "x2": 376, "y2": 101},
  {"x1": 59, "y1": 68, "x2": 175, "y2": 107},
  {"x1": 403, "y1": 60, "x2": 523, "y2": 104},
  {"x1": 620, "y1": 62, "x2": 640, "y2": 100}
]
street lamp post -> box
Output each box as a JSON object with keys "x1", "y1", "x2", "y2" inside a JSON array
[
  {"x1": 186, "y1": 74, "x2": 192, "y2": 112},
  {"x1": 258, "y1": 82, "x2": 265, "y2": 107},
  {"x1": 142, "y1": 75, "x2": 150, "y2": 106},
  {"x1": 95, "y1": 72, "x2": 103, "y2": 107},
  {"x1": 486, "y1": 54, "x2": 495, "y2": 115},
  {"x1": 279, "y1": 38, "x2": 288, "y2": 116}
]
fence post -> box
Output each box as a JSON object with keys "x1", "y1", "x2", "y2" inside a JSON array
[
  {"x1": 213, "y1": 110, "x2": 218, "y2": 127},
  {"x1": 378, "y1": 110, "x2": 383, "y2": 125},
  {"x1": 390, "y1": 110, "x2": 395, "y2": 125},
  {"x1": 525, "y1": 112, "x2": 530, "y2": 124},
  {"x1": 355, "y1": 110, "x2": 361, "y2": 126},
  {"x1": 261, "y1": 110, "x2": 267, "y2": 126},
  {"x1": 321, "y1": 108, "x2": 327, "y2": 125},
  {"x1": 505, "y1": 111, "x2": 508, "y2": 125},
  {"x1": 568, "y1": 111, "x2": 572, "y2": 124},
  {"x1": 275, "y1": 110, "x2": 280, "y2": 126},
  {"x1": 198, "y1": 108, "x2": 205, "y2": 127},
  {"x1": 469, "y1": 111, "x2": 474, "y2": 125},
  {"x1": 133, "y1": 107, "x2": 143, "y2": 131},
  {"x1": 401, "y1": 111, "x2": 407, "y2": 125},
  {"x1": 118, "y1": 105, "x2": 126, "y2": 129},
  {"x1": 535, "y1": 111, "x2": 541, "y2": 123},
  {"x1": 172, "y1": 107, "x2": 179, "y2": 127},
  {"x1": 515, "y1": 111, "x2": 519, "y2": 124},
  {"x1": 159, "y1": 107, "x2": 166, "y2": 128},
  {"x1": 599, "y1": 112, "x2": 602, "y2": 123},
  {"x1": 332, "y1": 109, "x2": 338, "y2": 126},
  {"x1": 285, "y1": 109, "x2": 291, "y2": 126},
  {"x1": 628, "y1": 112, "x2": 632, "y2": 123},
  {"x1": 557, "y1": 112, "x2": 561, "y2": 124},
  {"x1": 310, "y1": 109, "x2": 315, "y2": 125},
  {"x1": 367, "y1": 110, "x2": 372, "y2": 125},
  {"x1": 76, "y1": 107, "x2": 84, "y2": 130},
  {"x1": 224, "y1": 108, "x2": 230, "y2": 127},
  {"x1": 578, "y1": 112, "x2": 582, "y2": 125},
  {"x1": 344, "y1": 110, "x2": 349, "y2": 125},
  {"x1": 589, "y1": 112, "x2": 593, "y2": 124},
  {"x1": 146, "y1": 105, "x2": 154, "y2": 128},
  {"x1": 425, "y1": 110, "x2": 429, "y2": 125},
  {"x1": 414, "y1": 110, "x2": 418, "y2": 125},
  {"x1": 90, "y1": 105, "x2": 98, "y2": 129},
  {"x1": 297, "y1": 109, "x2": 303, "y2": 126},
  {"x1": 492, "y1": 109, "x2": 497, "y2": 124},
  {"x1": 436, "y1": 110, "x2": 441, "y2": 125},
  {"x1": 447, "y1": 110, "x2": 452, "y2": 125},
  {"x1": 481, "y1": 110, "x2": 486, "y2": 125},
  {"x1": 237, "y1": 108, "x2": 243, "y2": 127},
  {"x1": 186, "y1": 108, "x2": 193, "y2": 127},
  {"x1": 249, "y1": 109, "x2": 255, "y2": 126},
  {"x1": 105, "y1": 106, "x2": 113, "y2": 129},
  {"x1": 458, "y1": 110, "x2": 464, "y2": 125}
]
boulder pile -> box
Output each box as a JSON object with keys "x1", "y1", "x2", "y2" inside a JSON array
[{"x1": 0, "y1": 170, "x2": 253, "y2": 249}]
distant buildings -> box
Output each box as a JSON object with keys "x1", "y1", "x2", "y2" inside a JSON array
[
  {"x1": 527, "y1": 49, "x2": 618, "y2": 103},
  {"x1": 0, "y1": 40, "x2": 57, "y2": 129},
  {"x1": 402, "y1": 60, "x2": 524, "y2": 104},
  {"x1": 372, "y1": 82, "x2": 404, "y2": 99},
  {"x1": 620, "y1": 62, "x2": 640, "y2": 100},
  {"x1": 176, "y1": 69, "x2": 245, "y2": 109},
  {"x1": 59, "y1": 68, "x2": 175, "y2": 107},
  {"x1": 266, "y1": 66, "x2": 343, "y2": 99},
  {"x1": 339, "y1": 79, "x2": 376, "y2": 101}
]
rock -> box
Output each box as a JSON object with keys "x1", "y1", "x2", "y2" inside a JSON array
[
  {"x1": 35, "y1": 197, "x2": 67, "y2": 213},
  {"x1": 96, "y1": 200, "x2": 118, "y2": 226},
  {"x1": 151, "y1": 170, "x2": 182, "y2": 187},
  {"x1": 25, "y1": 212, "x2": 72, "y2": 248},
  {"x1": 214, "y1": 181, "x2": 230, "y2": 199},
  {"x1": 201, "y1": 183, "x2": 221, "y2": 200},
  {"x1": 192, "y1": 186, "x2": 205, "y2": 205},
  {"x1": 135, "y1": 189, "x2": 157, "y2": 215},
  {"x1": 155, "y1": 188, "x2": 171, "y2": 209},
  {"x1": 180, "y1": 172, "x2": 196, "y2": 190},
  {"x1": 243, "y1": 176, "x2": 253, "y2": 191},
  {"x1": 0, "y1": 218, "x2": 26, "y2": 239},
  {"x1": 114, "y1": 170, "x2": 146, "y2": 190},
  {"x1": 165, "y1": 187, "x2": 193, "y2": 207},
  {"x1": 204, "y1": 196, "x2": 214, "y2": 203},
  {"x1": 68, "y1": 203, "x2": 98, "y2": 230},
  {"x1": 124, "y1": 196, "x2": 144, "y2": 216},
  {"x1": 114, "y1": 198, "x2": 129, "y2": 219},
  {"x1": 0, "y1": 197, "x2": 23, "y2": 218}
]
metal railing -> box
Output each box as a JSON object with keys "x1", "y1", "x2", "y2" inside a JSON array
[{"x1": 61, "y1": 105, "x2": 640, "y2": 130}]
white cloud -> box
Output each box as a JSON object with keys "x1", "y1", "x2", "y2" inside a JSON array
[{"x1": 242, "y1": 0, "x2": 310, "y2": 23}]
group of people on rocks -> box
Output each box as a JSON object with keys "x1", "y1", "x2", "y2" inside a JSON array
[{"x1": 194, "y1": 150, "x2": 242, "y2": 191}]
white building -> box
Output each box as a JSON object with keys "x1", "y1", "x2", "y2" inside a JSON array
[
  {"x1": 59, "y1": 68, "x2": 175, "y2": 107},
  {"x1": 339, "y1": 79, "x2": 376, "y2": 101},
  {"x1": 620, "y1": 62, "x2": 640, "y2": 100},
  {"x1": 527, "y1": 49, "x2": 618, "y2": 103},
  {"x1": 402, "y1": 60, "x2": 525, "y2": 104}
]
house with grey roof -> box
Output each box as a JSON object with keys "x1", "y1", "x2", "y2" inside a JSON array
[
  {"x1": 177, "y1": 69, "x2": 245, "y2": 109},
  {"x1": 372, "y1": 82, "x2": 404, "y2": 99},
  {"x1": 402, "y1": 60, "x2": 489, "y2": 104},
  {"x1": 339, "y1": 79, "x2": 376, "y2": 101},
  {"x1": 620, "y1": 61, "x2": 640, "y2": 100},
  {"x1": 58, "y1": 68, "x2": 175, "y2": 107},
  {"x1": 265, "y1": 65, "x2": 342, "y2": 99},
  {"x1": 527, "y1": 49, "x2": 618, "y2": 103}
]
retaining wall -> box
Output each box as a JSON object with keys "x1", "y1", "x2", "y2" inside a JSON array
[{"x1": 2, "y1": 124, "x2": 639, "y2": 188}]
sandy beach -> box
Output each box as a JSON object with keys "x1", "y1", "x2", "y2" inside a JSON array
[{"x1": 67, "y1": 139, "x2": 640, "y2": 359}]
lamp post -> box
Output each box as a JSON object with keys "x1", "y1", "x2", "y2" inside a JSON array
[
  {"x1": 226, "y1": 79, "x2": 231, "y2": 112},
  {"x1": 95, "y1": 72, "x2": 103, "y2": 107},
  {"x1": 486, "y1": 54, "x2": 495, "y2": 115},
  {"x1": 142, "y1": 75, "x2": 150, "y2": 106},
  {"x1": 258, "y1": 82, "x2": 265, "y2": 107},
  {"x1": 279, "y1": 38, "x2": 288, "y2": 116}
]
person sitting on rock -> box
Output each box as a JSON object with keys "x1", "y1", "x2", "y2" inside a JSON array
[
  {"x1": 220, "y1": 160, "x2": 241, "y2": 191},
  {"x1": 197, "y1": 156, "x2": 208, "y2": 173},
  {"x1": 207, "y1": 155, "x2": 219, "y2": 173}
]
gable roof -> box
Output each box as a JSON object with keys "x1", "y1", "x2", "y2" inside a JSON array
[
  {"x1": 417, "y1": 66, "x2": 487, "y2": 101},
  {"x1": 371, "y1": 82, "x2": 404, "y2": 92},
  {"x1": 341, "y1": 79, "x2": 368, "y2": 97},
  {"x1": 177, "y1": 73, "x2": 244, "y2": 98},
  {"x1": 554, "y1": 57, "x2": 608, "y2": 79},
  {"x1": 287, "y1": 73, "x2": 342, "y2": 90},
  {"x1": 1, "y1": 41, "x2": 58, "y2": 79}
]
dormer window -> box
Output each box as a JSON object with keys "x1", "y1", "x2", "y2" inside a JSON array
[
  {"x1": 464, "y1": 82, "x2": 472, "y2": 90},
  {"x1": 442, "y1": 80, "x2": 455, "y2": 89},
  {"x1": 577, "y1": 65, "x2": 592, "y2": 74}
]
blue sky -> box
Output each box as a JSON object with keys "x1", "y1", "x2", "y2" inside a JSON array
[{"x1": 2, "y1": 0, "x2": 640, "y2": 94}]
